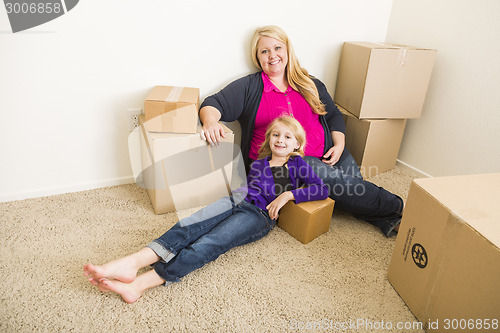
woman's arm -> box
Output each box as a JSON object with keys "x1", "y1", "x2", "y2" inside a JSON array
[
  {"x1": 322, "y1": 131, "x2": 345, "y2": 166},
  {"x1": 313, "y1": 78, "x2": 345, "y2": 134},
  {"x1": 199, "y1": 106, "x2": 225, "y2": 146},
  {"x1": 199, "y1": 74, "x2": 256, "y2": 145}
]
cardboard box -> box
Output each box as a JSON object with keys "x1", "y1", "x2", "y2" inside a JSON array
[
  {"x1": 387, "y1": 174, "x2": 500, "y2": 332},
  {"x1": 334, "y1": 42, "x2": 436, "y2": 119},
  {"x1": 139, "y1": 115, "x2": 235, "y2": 214},
  {"x1": 278, "y1": 198, "x2": 335, "y2": 244},
  {"x1": 339, "y1": 105, "x2": 406, "y2": 178},
  {"x1": 144, "y1": 86, "x2": 199, "y2": 133}
]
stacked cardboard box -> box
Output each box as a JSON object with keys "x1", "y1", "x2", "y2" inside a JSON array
[
  {"x1": 334, "y1": 42, "x2": 437, "y2": 177},
  {"x1": 387, "y1": 173, "x2": 500, "y2": 332},
  {"x1": 139, "y1": 86, "x2": 235, "y2": 214}
]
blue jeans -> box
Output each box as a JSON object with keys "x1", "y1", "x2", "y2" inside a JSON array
[
  {"x1": 303, "y1": 153, "x2": 403, "y2": 237},
  {"x1": 146, "y1": 195, "x2": 275, "y2": 284}
]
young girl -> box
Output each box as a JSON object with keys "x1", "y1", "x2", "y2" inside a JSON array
[{"x1": 83, "y1": 116, "x2": 328, "y2": 303}]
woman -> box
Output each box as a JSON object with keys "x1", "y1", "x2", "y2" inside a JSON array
[{"x1": 199, "y1": 25, "x2": 403, "y2": 237}]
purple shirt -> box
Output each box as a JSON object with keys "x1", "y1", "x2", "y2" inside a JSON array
[
  {"x1": 248, "y1": 72, "x2": 326, "y2": 160},
  {"x1": 244, "y1": 155, "x2": 328, "y2": 211}
]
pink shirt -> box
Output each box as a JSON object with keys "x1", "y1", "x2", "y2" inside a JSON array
[{"x1": 249, "y1": 72, "x2": 325, "y2": 160}]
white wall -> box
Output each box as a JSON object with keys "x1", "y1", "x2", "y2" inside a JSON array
[
  {"x1": 386, "y1": 0, "x2": 500, "y2": 177},
  {"x1": 0, "y1": 0, "x2": 393, "y2": 202}
]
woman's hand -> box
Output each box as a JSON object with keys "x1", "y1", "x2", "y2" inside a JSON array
[
  {"x1": 322, "y1": 145, "x2": 344, "y2": 166},
  {"x1": 322, "y1": 131, "x2": 345, "y2": 166},
  {"x1": 266, "y1": 191, "x2": 294, "y2": 220},
  {"x1": 199, "y1": 106, "x2": 224, "y2": 146},
  {"x1": 201, "y1": 121, "x2": 225, "y2": 146}
]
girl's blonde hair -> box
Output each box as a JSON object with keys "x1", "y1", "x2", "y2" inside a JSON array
[
  {"x1": 257, "y1": 116, "x2": 307, "y2": 160},
  {"x1": 251, "y1": 25, "x2": 326, "y2": 116}
]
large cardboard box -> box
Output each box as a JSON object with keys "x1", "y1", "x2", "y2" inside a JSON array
[
  {"x1": 387, "y1": 174, "x2": 500, "y2": 332},
  {"x1": 339, "y1": 105, "x2": 406, "y2": 178},
  {"x1": 335, "y1": 42, "x2": 436, "y2": 119},
  {"x1": 139, "y1": 115, "x2": 235, "y2": 214},
  {"x1": 278, "y1": 198, "x2": 335, "y2": 244},
  {"x1": 144, "y1": 86, "x2": 199, "y2": 133}
]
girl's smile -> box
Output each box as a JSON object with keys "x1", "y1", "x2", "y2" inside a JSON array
[{"x1": 269, "y1": 122, "x2": 300, "y2": 159}]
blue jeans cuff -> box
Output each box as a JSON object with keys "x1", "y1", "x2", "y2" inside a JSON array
[{"x1": 147, "y1": 240, "x2": 176, "y2": 263}]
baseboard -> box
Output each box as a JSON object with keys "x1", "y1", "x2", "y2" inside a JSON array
[
  {"x1": 1, "y1": 162, "x2": 430, "y2": 203},
  {"x1": 0, "y1": 176, "x2": 136, "y2": 203},
  {"x1": 396, "y1": 159, "x2": 433, "y2": 178}
]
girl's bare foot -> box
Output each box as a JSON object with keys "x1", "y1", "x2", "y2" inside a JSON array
[
  {"x1": 83, "y1": 248, "x2": 161, "y2": 283},
  {"x1": 84, "y1": 259, "x2": 137, "y2": 284},
  {"x1": 97, "y1": 278, "x2": 143, "y2": 304},
  {"x1": 97, "y1": 269, "x2": 166, "y2": 304}
]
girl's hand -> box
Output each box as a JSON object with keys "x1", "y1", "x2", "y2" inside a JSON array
[
  {"x1": 321, "y1": 145, "x2": 344, "y2": 166},
  {"x1": 266, "y1": 191, "x2": 294, "y2": 220}
]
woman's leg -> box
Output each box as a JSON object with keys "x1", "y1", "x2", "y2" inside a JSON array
[
  {"x1": 335, "y1": 148, "x2": 363, "y2": 179},
  {"x1": 303, "y1": 156, "x2": 403, "y2": 237},
  {"x1": 152, "y1": 201, "x2": 274, "y2": 283}
]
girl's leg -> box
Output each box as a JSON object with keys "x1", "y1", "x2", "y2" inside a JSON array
[
  {"x1": 97, "y1": 269, "x2": 165, "y2": 304},
  {"x1": 147, "y1": 195, "x2": 239, "y2": 262},
  {"x1": 84, "y1": 195, "x2": 239, "y2": 284},
  {"x1": 153, "y1": 201, "x2": 273, "y2": 283},
  {"x1": 84, "y1": 247, "x2": 160, "y2": 284}
]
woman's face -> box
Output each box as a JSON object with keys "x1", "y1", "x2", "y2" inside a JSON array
[{"x1": 256, "y1": 36, "x2": 288, "y2": 77}]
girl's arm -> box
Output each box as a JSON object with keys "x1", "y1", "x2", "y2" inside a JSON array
[
  {"x1": 266, "y1": 191, "x2": 294, "y2": 220},
  {"x1": 290, "y1": 157, "x2": 329, "y2": 203},
  {"x1": 266, "y1": 157, "x2": 329, "y2": 220}
]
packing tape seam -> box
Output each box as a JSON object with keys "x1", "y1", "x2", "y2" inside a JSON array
[
  {"x1": 372, "y1": 42, "x2": 409, "y2": 66},
  {"x1": 398, "y1": 47, "x2": 409, "y2": 66},
  {"x1": 165, "y1": 86, "x2": 184, "y2": 102}
]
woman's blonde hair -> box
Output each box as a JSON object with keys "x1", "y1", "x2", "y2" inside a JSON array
[
  {"x1": 257, "y1": 116, "x2": 307, "y2": 160},
  {"x1": 251, "y1": 25, "x2": 326, "y2": 116}
]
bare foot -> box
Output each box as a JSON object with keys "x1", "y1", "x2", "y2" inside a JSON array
[
  {"x1": 96, "y1": 269, "x2": 166, "y2": 304},
  {"x1": 97, "y1": 278, "x2": 143, "y2": 304},
  {"x1": 83, "y1": 258, "x2": 138, "y2": 284},
  {"x1": 84, "y1": 248, "x2": 161, "y2": 284}
]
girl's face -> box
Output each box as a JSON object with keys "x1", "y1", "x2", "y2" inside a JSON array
[
  {"x1": 256, "y1": 36, "x2": 288, "y2": 77},
  {"x1": 268, "y1": 122, "x2": 300, "y2": 158}
]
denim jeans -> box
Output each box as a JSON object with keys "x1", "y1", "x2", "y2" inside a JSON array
[
  {"x1": 146, "y1": 195, "x2": 275, "y2": 284},
  {"x1": 303, "y1": 153, "x2": 403, "y2": 237}
]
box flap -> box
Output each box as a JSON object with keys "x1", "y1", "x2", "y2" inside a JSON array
[
  {"x1": 146, "y1": 86, "x2": 199, "y2": 103},
  {"x1": 346, "y1": 41, "x2": 435, "y2": 51},
  {"x1": 414, "y1": 174, "x2": 500, "y2": 248}
]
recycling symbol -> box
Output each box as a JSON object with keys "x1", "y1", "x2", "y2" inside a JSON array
[{"x1": 411, "y1": 243, "x2": 428, "y2": 269}]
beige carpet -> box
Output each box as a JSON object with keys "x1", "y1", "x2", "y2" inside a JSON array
[{"x1": 0, "y1": 167, "x2": 424, "y2": 333}]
